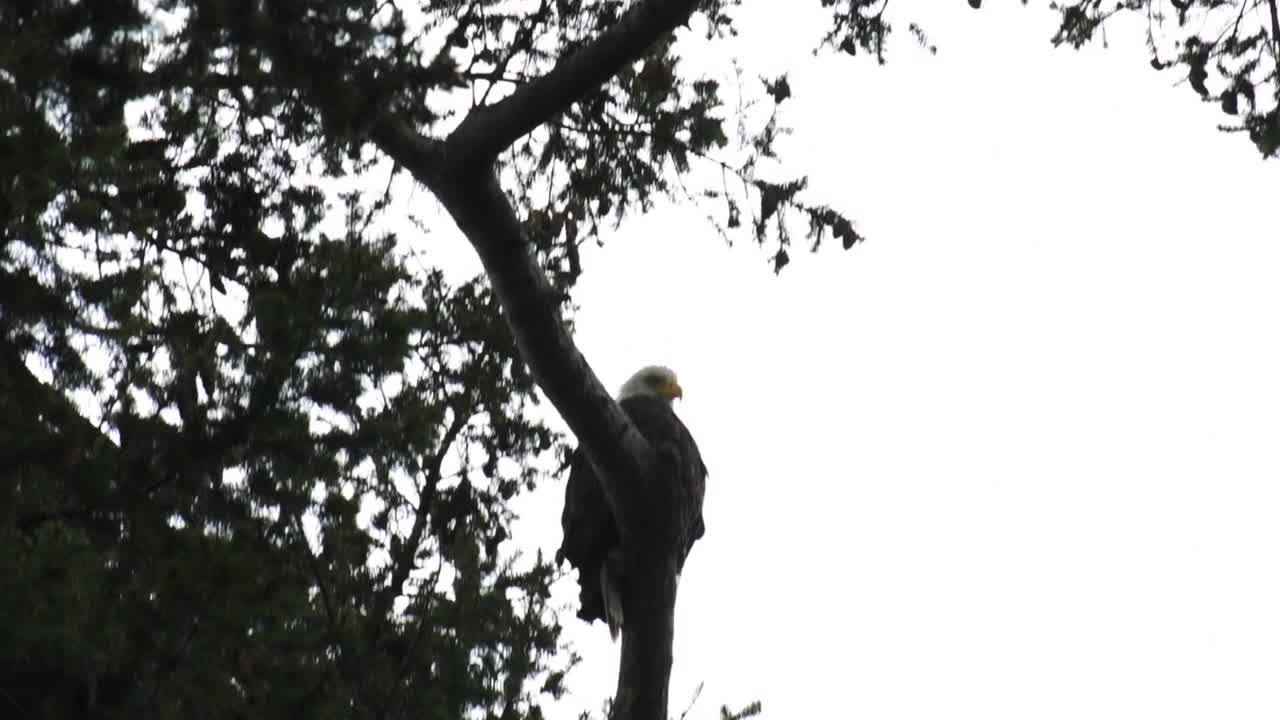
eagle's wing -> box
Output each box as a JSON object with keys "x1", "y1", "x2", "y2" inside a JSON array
[
  {"x1": 557, "y1": 394, "x2": 708, "y2": 625},
  {"x1": 615, "y1": 395, "x2": 707, "y2": 573},
  {"x1": 558, "y1": 449, "x2": 613, "y2": 623}
]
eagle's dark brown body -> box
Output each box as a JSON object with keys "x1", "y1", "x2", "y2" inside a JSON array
[{"x1": 557, "y1": 393, "x2": 706, "y2": 630}]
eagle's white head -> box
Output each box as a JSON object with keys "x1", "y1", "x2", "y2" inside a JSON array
[{"x1": 617, "y1": 365, "x2": 683, "y2": 403}]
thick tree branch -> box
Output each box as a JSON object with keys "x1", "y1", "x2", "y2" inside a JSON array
[
  {"x1": 445, "y1": 0, "x2": 703, "y2": 167},
  {"x1": 612, "y1": 447, "x2": 685, "y2": 720},
  {"x1": 374, "y1": 123, "x2": 682, "y2": 720},
  {"x1": 364, "y1": 4, "x2": 711, "y2": 720},
  {"x1": 372, "y1": 0, "x2": 709, "y2": 513},
  {"x1": 368, "y1": 115, "x2": 446, "y2": 180},
  {"x1": 371, "y1": 108, "x2": 685, "y2": 720},
  {"x1": 423, "y1": 166, "x2": 655, "y2": 536},
  {"x1": 615, "y1": 560, "x2": 678, "y2": 720}
]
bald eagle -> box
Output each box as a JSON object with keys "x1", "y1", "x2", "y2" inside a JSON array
[{"x1": 556, "y1": 365, "x2": 707, "y2": 640}]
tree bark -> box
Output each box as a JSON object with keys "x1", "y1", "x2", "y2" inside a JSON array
[
  {"x1": 611, "y1": 444, "x2": 688, "y2": 720},
  {"x1": 615, "y1": 548, "x2": 679, "y2": 720}
]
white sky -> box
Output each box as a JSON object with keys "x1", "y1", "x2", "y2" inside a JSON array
[{"x1": 499, "y1": 3, "x2": 1280, "y2": 720}]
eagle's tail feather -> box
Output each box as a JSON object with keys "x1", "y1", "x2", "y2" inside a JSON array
[{"x1": 601, "y1": 548, "x2": 623, "y2": 642}]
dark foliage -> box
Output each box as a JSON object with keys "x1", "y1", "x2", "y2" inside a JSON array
[
  {"x1": 0, "y1": 1, "x2": 1266, "y2": 718},
  {"x1": 1045, "y1": 0, "x2": 1280, "y2": 157},
  {"x1": 0, "y1": 1, "x2": 856, "y2": 717},
  {"x1": 1, "y1": 1, "x2": 569, "y2": 717}
]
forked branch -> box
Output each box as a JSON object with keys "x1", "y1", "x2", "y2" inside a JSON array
[{"x1": 364, "y1": 3, "x2": 706, "y2": 720}]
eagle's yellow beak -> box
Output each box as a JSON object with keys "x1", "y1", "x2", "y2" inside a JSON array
[{"x1": 658, "y1": 380, "x2": 684, "y2": 400}]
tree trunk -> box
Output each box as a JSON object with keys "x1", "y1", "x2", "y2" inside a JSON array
[
  {"x1": 614, "y1": 548, "x2": 679, "y2": 720},
  {"x1": 344, "y1": 3, "x2": 710, "y2": 719}
]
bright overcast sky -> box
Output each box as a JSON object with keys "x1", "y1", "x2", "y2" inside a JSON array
[{"x1": 487, "y1": 3, "x2": 1280, "y2": 720}]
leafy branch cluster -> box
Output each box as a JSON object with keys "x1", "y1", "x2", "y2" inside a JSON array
[
  {"x1": 444, "y1": 0, "x2": 864, "y2": 281},
  {"x1": 2, "y1": 2, "x2": 572, "y2": 717},
  {"x1": 1049, "y1": 0, "x2": 1280, "y2": 156}
]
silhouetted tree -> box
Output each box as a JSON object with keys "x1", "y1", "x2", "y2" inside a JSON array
[{"x1": 1, "y1": 3, "x2": 1268, "y2": 720}]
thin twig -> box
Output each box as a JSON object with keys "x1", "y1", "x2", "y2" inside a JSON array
[{"x1": 678, "y1": 681, "x2": 704, "y2": 720}]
